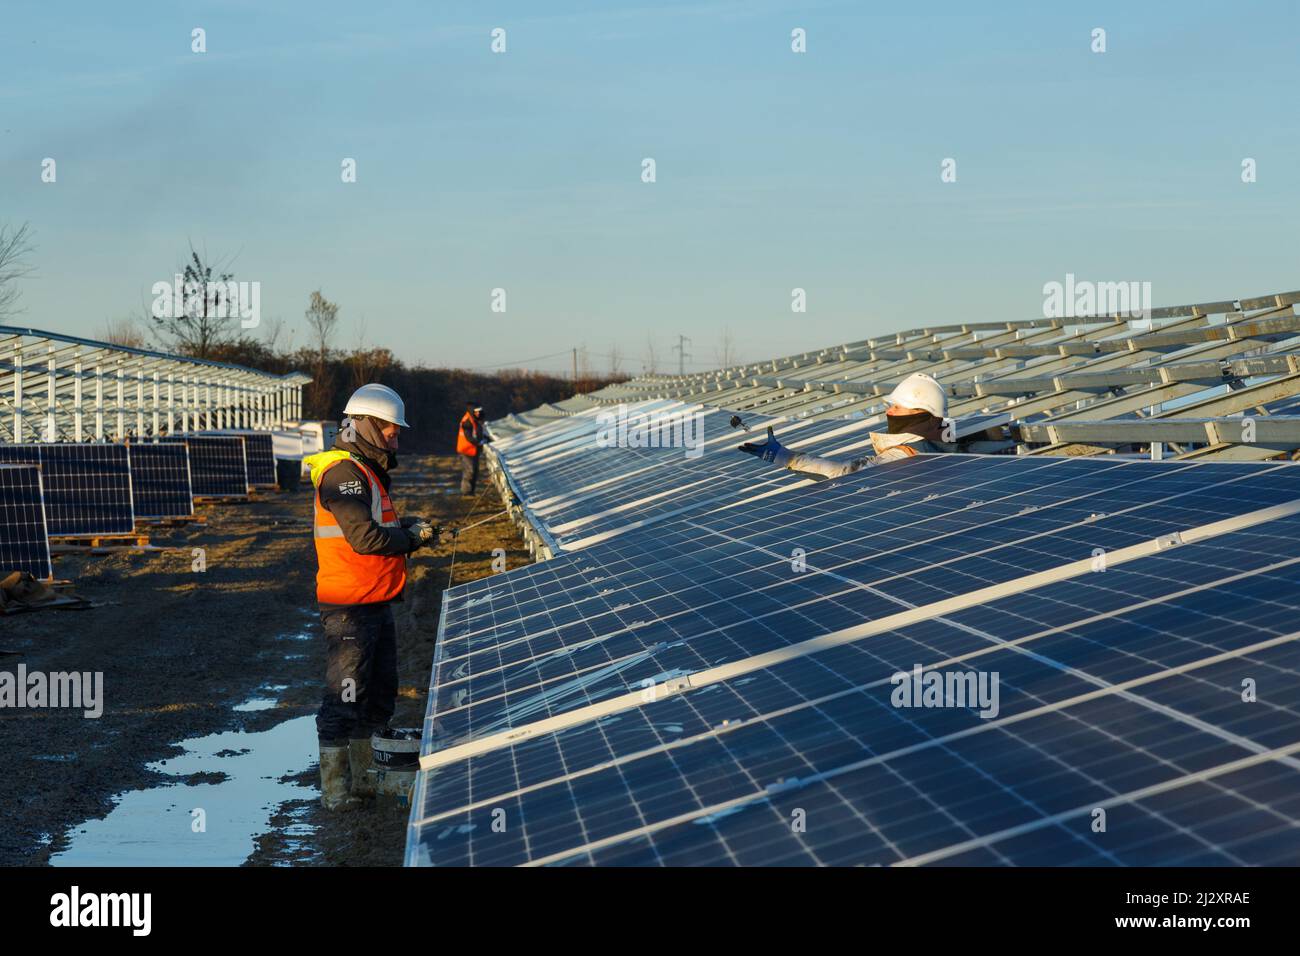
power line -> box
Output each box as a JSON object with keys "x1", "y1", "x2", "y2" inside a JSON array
[{"x1": 457, "y1": 349, "x2": 574, "y2": 371}]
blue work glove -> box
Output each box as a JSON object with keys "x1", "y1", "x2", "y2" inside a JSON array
[{"x1": 738, "y1": 427, "x2": 790, "y2": 466}]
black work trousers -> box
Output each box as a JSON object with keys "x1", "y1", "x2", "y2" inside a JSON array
[{"x1": 316, "y1": 602, "x2": 397, "y2": 744}]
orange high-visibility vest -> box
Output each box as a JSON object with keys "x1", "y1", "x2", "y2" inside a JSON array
[
  {"x1": 457, "y1": 412, "x2": 479, "y2": 456},
  {"x1": 311, "y1": 454, "x2": 405, "y2": 606}
]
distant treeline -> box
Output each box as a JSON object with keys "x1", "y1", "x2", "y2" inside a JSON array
[{"x1": 202, "y1": 338, "x2": 624, "y2": 453}]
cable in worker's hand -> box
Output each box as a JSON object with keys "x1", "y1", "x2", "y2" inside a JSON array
[{"x1": 407, "y1": 519, "x2": 439, "y2": 548}]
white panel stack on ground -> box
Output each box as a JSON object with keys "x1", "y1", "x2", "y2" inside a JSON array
[{"x1": 407, "y1": 288, "x2": 1300, "y2": 867}]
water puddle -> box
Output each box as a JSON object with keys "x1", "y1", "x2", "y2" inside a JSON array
[
  {"x1": 233, "y1": 698, "x2": 279, "y2": 713},
  {"x1": 50, "y1": 714, "x2": 318, "y2": 866}
]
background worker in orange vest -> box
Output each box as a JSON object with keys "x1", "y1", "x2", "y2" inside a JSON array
[
  {"x1": 304, "y1": 383, "x2": 438, "y2": 811},
  {"x1": 457, "y1": 401, "x2": 491, "y2": 495}
]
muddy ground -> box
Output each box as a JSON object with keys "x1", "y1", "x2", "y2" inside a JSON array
[{"x1": 0, "y1": 453, "x2": 527, "y2": 867}]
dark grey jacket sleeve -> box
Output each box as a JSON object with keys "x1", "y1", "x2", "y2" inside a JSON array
[{"x1": 318, "y1": 461, "x2": 416, "y2": 556}]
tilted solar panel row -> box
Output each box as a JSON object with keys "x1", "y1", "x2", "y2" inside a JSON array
[
  {"x1": 491, "y1": 401, "x2": 1011, "y2": 552},
  {"x1": 0, "y1": 443, "x2": 135, "y2": 535},
  {"x1": 408, "y1": 454, "x2": 1300, "y2": 866}
]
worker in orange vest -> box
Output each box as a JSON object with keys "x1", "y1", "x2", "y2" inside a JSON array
[
  {"x1": 303, "y1": 384, "x2": 438, "y2": 811},
  {"x1": 457, "y1": 401, "x2": 491, "y2": 495}
]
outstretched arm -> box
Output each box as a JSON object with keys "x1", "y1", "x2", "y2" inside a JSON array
[
  {"x1": 782, "y1": 452, "x2": 870, "y2": 479},
  {"x1": 739, "y1": 427, "x2": 915, "y2": 479},
  {"x1": 738, "y1": 427, "x2": 869, "y2": 479}
]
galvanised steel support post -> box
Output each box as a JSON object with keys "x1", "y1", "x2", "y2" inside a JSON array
[
  {"x1": 73, "y1": 350, "x2": 84, "y2": 441},
  {"x1": 45, "y1": 344, "x2": 56, "y2": 441},
  {"x1": 12, "y1": 341, "x2": 24, "y2": 441}
]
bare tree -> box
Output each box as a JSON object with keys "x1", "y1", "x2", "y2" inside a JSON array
[
  {"x1": 101, "y1": 317, "x2": 148, "y2": 348},
  {"x1": 259, "y1": 314, "x2": 289, "y2": 354},
  {"x1": 0, "y1": 222, "x2": 36, "y2": 321},
  {"x1": 305, "y1": 290, "x2": 340, "y2": 361},
  {"x1": 349, "y1": 316, "x2": 392, "y2": 390},
  {"x1": 608, "y1": 343, "x2": 623, "y2": 377},
  {"x1": 149, "y1": 245, "x2": 242, "y2": 358},
  {"x1": 302, "y1": 291, "x2": 341, "y2": 418}
]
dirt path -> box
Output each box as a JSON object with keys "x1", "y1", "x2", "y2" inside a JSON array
[{"x1": 0, "y1": 453, "x2": 526, "y2": 867}]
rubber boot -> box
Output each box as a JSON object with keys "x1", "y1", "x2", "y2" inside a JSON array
[
  {"x1": 349, "y1": 737, "x2": 376, "y2": 798},
  {"x1": 319, "y1": 744, "x2": 362, "y2": 811}
]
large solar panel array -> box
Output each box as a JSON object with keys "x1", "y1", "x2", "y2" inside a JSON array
[
  {"x1": 0, "y1": 464, "x2": 53, "y2": 579},
  {"x1": 165, "y1": 435, "x2": 249, "y2": 498},
  {"x1": 409, "y1": 287, "x2": 1300, "y2": 865},
  {"x1": 126, "y1": 443, "x2": 195, "y2": 519},
  {"x1": 491, "y1": 401, "x2": 1011, "y2": 555},
  {"x1": 0, "y1": 443, "x2": 135, "y2": 535},
  {"x1": 408, "y1": 453, "x2": 1300, "y2": 866}
]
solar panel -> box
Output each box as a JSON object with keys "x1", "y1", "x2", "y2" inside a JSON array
[
  {"x1": 127, "y1": 443, "x2": 195, "y2": 518},
  {"x1": 494, "y1": 405, "x2": 1011, "y2": 552},
  {"x1": 240, "y1": 432, "x2": 279, "y2": 487},
  {"x1": 407, "y1": 454, "x2": 1300, "y2": 866},
  {"x1": 0, "y1": 463, "x2": 53, "y2": 579},
  {"x1": 0, "y1": 443, "x2": 135, "y2": 535},
  {"x1": 194, "y1": 431, "x2": 277, "y2": 487},
  {"x1": 165, "y1": 435, "x2": 249, "y2": 497}
]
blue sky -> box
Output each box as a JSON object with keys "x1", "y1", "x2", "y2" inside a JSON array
[{"x1": 2, "y1": 0, "x2": 1297, "y2": 374}]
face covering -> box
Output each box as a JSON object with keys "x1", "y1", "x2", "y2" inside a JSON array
[
  {"x1": 886, "y1": 411, "x2": 934, "y2": 435},
  {"x1": 343, "y1": 416, "x2": 399, "y2": 470}
]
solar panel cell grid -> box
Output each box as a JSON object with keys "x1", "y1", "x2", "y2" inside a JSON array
[
  {"x1": 0, "y1": 443, "x2": 135, "y2": 535},
  {"x1": 430, "y1": 458, "x2": 1300, "y2": 744},
  {"x1": 408, "y1": 454, "x2": 1300, "y2": 867},
  {"x1": 165, "y1": 435, "x2": 249, "y2": 497},
  {"x1": 0, "y1": 463, "x2": 53, "y2": 580},
  {"x1": 201, "y1": 432, "x2": 276, "y2": 486},
  {"x1": 127, "y1": 443, "x2": 194, "y2": 518}
]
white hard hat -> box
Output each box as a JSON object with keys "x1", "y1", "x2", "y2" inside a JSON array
[
  {"x1": 344, "y1": 383, "x2": 409, "y2": 427},
  {"x1": 885, "y1": 372, "x2": 947, "y2": 419}
]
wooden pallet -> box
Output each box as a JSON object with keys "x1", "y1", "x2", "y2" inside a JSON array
[
  {"x1": 50, "y1": 542, "x2": 180, "y2": 557},
  {"x1": 137, "y1": 514, "x2": 206, "y2": 528},
  {"x1": 50, "y1": 533, "x2": 153, "y2": 548}
]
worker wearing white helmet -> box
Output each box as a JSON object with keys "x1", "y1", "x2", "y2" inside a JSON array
[
  {"x1": 740, "y1": 372, "x2": 981, "y2": 478},
  {"x1": 303, "y1": 383, "x2": 438, "y2": 811}
]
